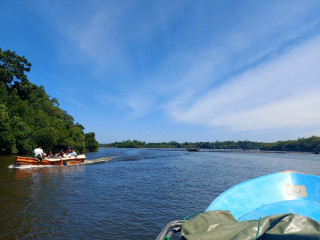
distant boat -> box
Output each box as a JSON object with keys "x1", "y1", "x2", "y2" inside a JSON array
[
  {"x1": 15, "y1": 155, "x2": 86, "y2": 166},
  {"x1": 187, "y1": 148, "x2": 199, "y2": 152}
]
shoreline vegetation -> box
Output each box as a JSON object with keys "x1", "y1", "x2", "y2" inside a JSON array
[
  {"x1": 1, "y1": 50, "x2": 319, "y2": 156},
  {"x1": 100, "y1": 136, "x2": 320, "y2": 154},
  {"x1": 0, "y1": 49, "x2": 99, "y2": 155}
]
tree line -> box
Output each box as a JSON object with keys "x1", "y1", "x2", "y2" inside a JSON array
[
  {"x1": 260, "y1": 136, "x2": 320, "y2": 153},
  {"x1": 0, "y1": 49, "x2": 99, "y2": 155},
  {"x1": 100, "y1": 140, "x2": 262, "y2": 150},
  {"x1": 101, "y1": 136, "x2": 320, "y2": 153}
]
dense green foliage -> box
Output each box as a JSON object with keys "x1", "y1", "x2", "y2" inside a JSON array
[
  {"x1": 0, "y1": 49, "x2": 98, "y2": 154},
  {"x1": 0, "y1": 49, "x2": 31, "y2": 87},
  {"x1": 85, "y1": 132, "x2": 99, "y2": 152},
  {"x1": 260, "y1": 136, "x2": 320, "y2": 153},
  {"x1": 101, "y1": 140, "x2": 262, "y2": 150}
]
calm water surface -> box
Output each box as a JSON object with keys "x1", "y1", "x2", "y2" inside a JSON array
[{"x1": 0, "y1": 148, "x2": 319, "y2": 239}]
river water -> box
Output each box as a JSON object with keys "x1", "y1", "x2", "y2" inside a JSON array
[{"x1": 0, "y1": 148, "x2": 319, "y2": 239}]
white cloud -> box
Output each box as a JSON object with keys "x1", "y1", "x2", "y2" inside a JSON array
[
  {"x1": 65, "y1": 6, "x2": 131, "y2": 69},
  {"x1": 168, "y1": 35, "x2": 320, "y2": 131},
  {"x1": 128, "y1": 1, "x2": 320, "y2": 118}
]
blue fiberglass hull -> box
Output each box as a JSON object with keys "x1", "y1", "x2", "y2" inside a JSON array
[{"x1": 205, "y1": 171, "x2": 320, "y2": 221}]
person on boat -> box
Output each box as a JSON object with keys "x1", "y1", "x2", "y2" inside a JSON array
[
  {"x1": 69, "y1": 148, "x2": 77, "y2": 158},
  {"x1": 34, "y1": 146, "x2": 46, "y2": 162},
  {"x1": 56, "y1": 149, "x2": 65, "y2": 158},
  {"x1": 66, "y1": 148, "x2": 72, "y2": 157},
  {"x1": 47, "y1": 151, "x2": 54, "y2": 158}
]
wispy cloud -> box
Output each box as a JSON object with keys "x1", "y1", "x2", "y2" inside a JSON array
[
  {"x1": 63, "y1": 2, "x2": 135, "y2": 70},
  {"x1": 168, "y1": 35, "x2": 320, "y2": 132},
  {"x1": 120, "y1": 1, "x2": 320, "y2": 118}
]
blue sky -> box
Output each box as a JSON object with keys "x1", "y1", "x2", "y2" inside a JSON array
[{"x1": 1, "y1": 0, "x2": 320, "y2": 143}]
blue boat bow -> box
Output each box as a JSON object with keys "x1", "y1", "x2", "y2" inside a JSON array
[
  {"x1": 156, "y1": 171, "x2": 320, "y2": 240},
  {"x1": 206, "y1": 170, "x2": 320, "y2": 221}
]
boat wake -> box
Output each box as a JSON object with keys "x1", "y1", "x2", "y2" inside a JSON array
[
  {"x1": 84, "y1": 157, "x2": 114, "y2": 164},
  {"x1": 8, "y1": 164, "x2": 54, "y2": 169}
]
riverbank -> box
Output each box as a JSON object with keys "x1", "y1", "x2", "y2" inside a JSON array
[
  {"x1": 138, "y1": 148, "x2": 318, "y2": 155},
  {"x1": 101, "y1": 136, "x2": 320, "y2": 153}
]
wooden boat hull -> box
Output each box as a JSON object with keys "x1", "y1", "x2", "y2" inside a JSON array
[{"x1": 15, "y1": 155, "x2": 86, "y2": 166}]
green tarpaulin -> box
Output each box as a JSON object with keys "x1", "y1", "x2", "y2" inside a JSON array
[{"x1": 181, "y1": 210, "x2": 320, "y2": 240}]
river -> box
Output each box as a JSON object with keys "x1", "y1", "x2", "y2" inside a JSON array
[{"x1": 0, "y1": 148, "x2": 319, "y2": 239}]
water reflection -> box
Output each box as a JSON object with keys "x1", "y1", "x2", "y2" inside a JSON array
[
  {"x1": 14, "y1": 165, "x2": 85, "y2": 180},
  {"x1": 0, "y1": 162, "x2": 88, "y2": 239}
]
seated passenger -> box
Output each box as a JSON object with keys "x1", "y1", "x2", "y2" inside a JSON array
[
  {"x1": 58, "y1": 150, "x2": 65, "y2": 158},
  {"x1": 69, "y1": 148, "x2": 77, "y2": 157},
  {"x1": 47, "y1": 151, "x2": 54, "y2": 158},
  {"x1": 65, "y1": 148, "x2": 72, "y2": 157}
]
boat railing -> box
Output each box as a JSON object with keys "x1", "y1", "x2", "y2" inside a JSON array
[{"x1": 155, "y1": 220, "x2": 183, "y2": 240}]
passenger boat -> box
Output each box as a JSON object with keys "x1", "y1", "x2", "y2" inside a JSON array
[
  {"x1": 15, "y1": 154, "x2": 86, "y2": 166},
  {"x1": 156, "y1": 171, "x2": 320, "y2": 240}
]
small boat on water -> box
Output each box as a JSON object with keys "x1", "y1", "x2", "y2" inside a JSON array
[
  {"x1": 156, "y1": 171, "x2": 320, "y2": 240},
  {"x1": 15, "y1": 155, "x2": 86, "y2": 166},
  {"x1": 187, "y1": 148, "x2": 199, "y2": 152}
]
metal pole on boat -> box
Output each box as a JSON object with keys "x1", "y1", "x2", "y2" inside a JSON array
[{"x1": 155, "y1": 220, "x2": 183, "y2": 240}]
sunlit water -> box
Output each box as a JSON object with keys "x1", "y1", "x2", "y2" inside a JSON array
[{"x1": 0, "y1": 148, "x2": 319, "y2": 239}]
